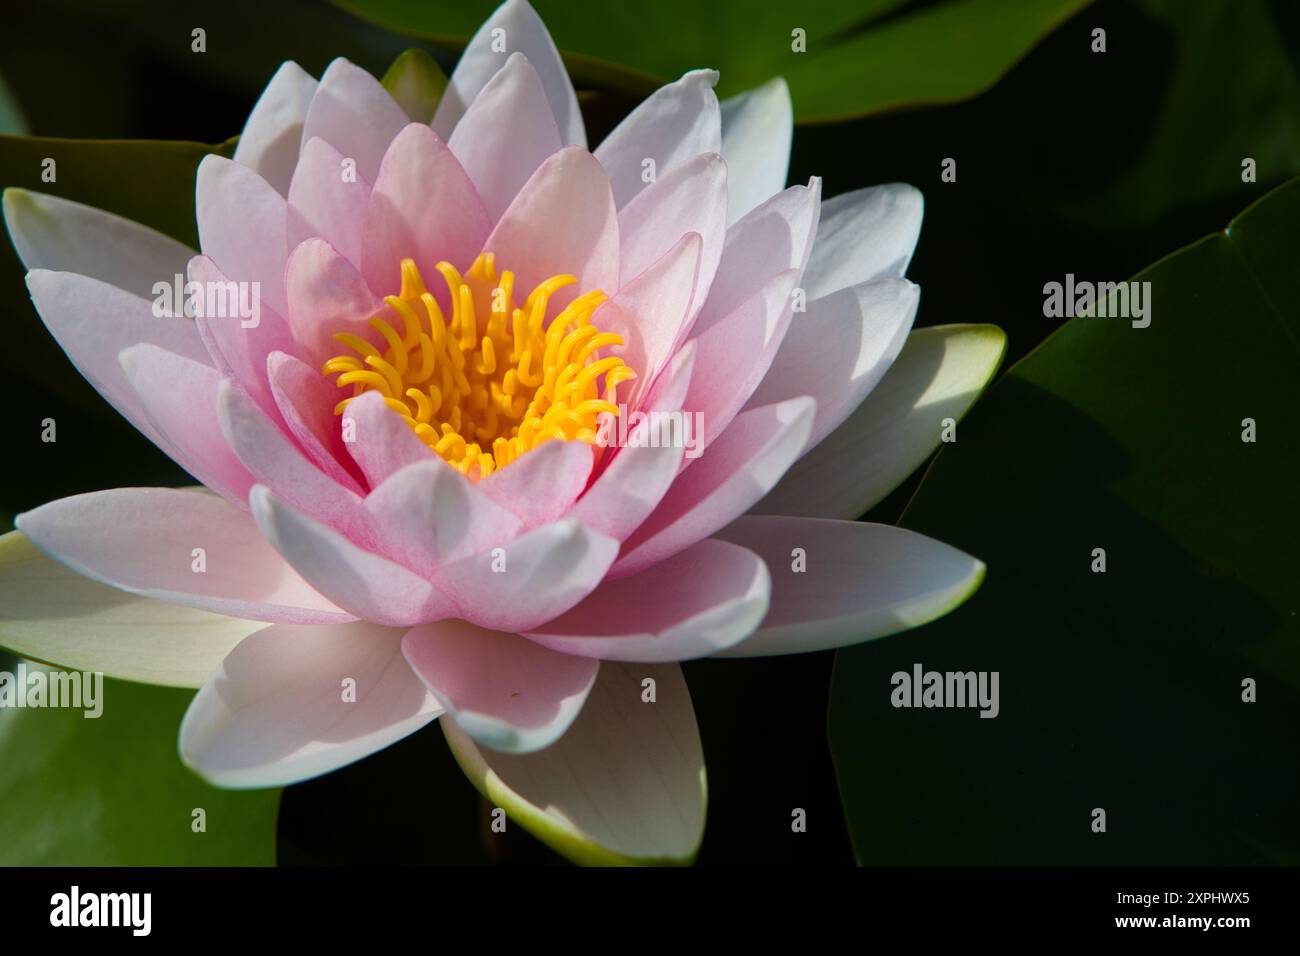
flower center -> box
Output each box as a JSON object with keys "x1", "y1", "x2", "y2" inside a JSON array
[{"x1": 322, "y1": 254, "x2": 636, "y2": 479}]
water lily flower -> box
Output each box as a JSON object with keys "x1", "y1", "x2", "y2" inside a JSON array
[{"x1": 0, "y1": 0, "x2": 1004, "y2": 864}]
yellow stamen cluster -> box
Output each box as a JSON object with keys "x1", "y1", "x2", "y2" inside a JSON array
[{"x1": 322, "y1": 254, "x2": 636, "y2": 479}]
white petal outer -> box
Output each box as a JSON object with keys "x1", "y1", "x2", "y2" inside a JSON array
[
  {"x1": 746, "y1": 277, "x2": 920, "y2": 453},
  {"x1": 233, "y1": 60, "x2": 319, "y2": 196},
  {"x1": 753, "y1": 324, "x2": 1007, "y2": 521},
  {"x1": 3, "y1": 189, "x2": 194, "y2": 298},
  {"x1": 0, "y1": 530, "x2": 259, "y2": 689},
  {"x1": 15, "y1": 487, "x2": 352, "y2": 626},
  {"x1": 443, "y1": 660, "x2": 706, "y2": 865},
  {"x1": 711, "y1": 517, "x2": 986, "y2": 657},
  {"x1": 524, "y1": 538, "x2": 770, "y2": 662},
  {"x1": 433, "y1": 0, "x2": 585, "y2": 148},
  {"x1": 180, "y1": 620, "x2": 443, "y2": 788},
  {"x1": 801, "y1": 183, "x2": 924, "y2": 300},
  {"x1": 719, "y1": 77, "x2": 793, "y2": 225},
  {"x1": 612, "y1": 396, "x2": 816, "y2": 579},
  {"x1": 402, "y1": 622, "x2": 598, "y2": 754},
  {"x1": 594, "y1": 69, "x2": 720, "y2": 209}
]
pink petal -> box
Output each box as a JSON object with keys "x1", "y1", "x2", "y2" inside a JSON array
[
  {"x1": 217, "y1": 380, "x2": 362, "y2": 532},
  {"x1": 299, "y1": 58, "x2": 409, "y2": 184},
  {"x1": 363, "y1": 459, "x2": 523, "y2": 571},
  {"x1": 285, "y1": 236, "x2": 382, "y2": 369},
  {"x1": 434, "y1": 519, "x2": 619, "y2": 632},
  {"x1": 524, "y1": 538, "x2": 769, "y2": 661},
  {"x1": 569, "y1": 340, "x2": 696, "y2": 541},
  {"x1": 188, "y1": 253, "x2": 296, "y2": 427},
  {"x1": 195, "y1": 155, "x2": 289, "y2": 318},
  {"x1": 594, "y1": 70, "x2": 720, "y2": 209},
  {"x1": 250, "y1": 486, "x2": 455, "y2": 626},
  {"x1": 612, "y1": 396, "x2": 815, "y2": 578},
  {"x1": 433, "y1": 0, "x2": 585, "y2": 147},
  {"x1": 23, "y1": 270, "x2": 211, "y2": 449},
  {"x1": 683, "y1": 268, "x2": 800, "y2": 455},
  {"x1": 618, "y1": 152, "x2": 726, "y2": 293},
  {"x1": 119, "y1": 344, "x2": 255, "y2": 505},
  {"x1": 17, "y1": 487, "x2": 352, "y2": 625},
  {"x1": 477, "y1": 438, "x2": 595, "y2": 528},
  {"x1": 696, "y1": 180, "x2": 820, "y2": 331},
  {"x1": 287, "y1": 136, "x2": 372, "y2": 270},
  {"x1": 448, "y1": 52, "x2": 563, "y2": 223},
  {"x1": 339, "y1": 390, "x2": 435, "y2": 489},
  {"x1": 403, "y1": 622, "x2": 598, "y2": 753},
  {"x1": 233, "y1": 60, "x2": 319, "y2": 196},
  {"x1": 596, "y1": 231, "x2": 701, "y2": 412},
  {"x1": 482, "y1": 146, "x2": 618, "y2": 309},
  {"x1": 180, "y1": 620, "x2": 441, "y2": 787},
  {"x1": 267, "y1": 350, "x2": 366, "y2": 493},
  {"x1": 361, "y1": 123, "x2": 492, "y2": 299},
  {"x1": 711, "y1": 516, "x2": 985, "y2": 656},
  {"x1": 746, "y1": 277, "x2": 918, "y2": 453}
]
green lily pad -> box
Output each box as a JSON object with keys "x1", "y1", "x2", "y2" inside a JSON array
[
  {"x1": 829, "y1": 178, "x2": 1300, "y2": 863},
  {"x1": 0, "y1": 668, "x2": 279, "y2": 864},
  {"x1": 331, "y1": 0, "x2": 1090, "y2": 122}
]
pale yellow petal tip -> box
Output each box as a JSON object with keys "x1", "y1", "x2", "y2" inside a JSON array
[
  {"x1": 962, "y1": 559, "x2": 989, "y2": 608},
  {"x1": 983, "y1": 325, "x2": 1010, "y2": 385},
  {"x1": 1, "y1": 186, "x2": 36, "y2": 226},
  {"x1": 752, "y1": 75, "x2": 791, "y2": 103},
  {"x1": 442, "y1": 718, "x2": 703, "y2": 867},
  {"x1": 951, "y1": 322, "x2": 1009, "y2": 385}
]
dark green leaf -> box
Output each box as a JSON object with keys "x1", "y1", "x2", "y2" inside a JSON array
[
  {"x1": 331, "y1": 0, "x2": 1090, "y2": 122},
  {"x1": 830, "y1": 179, "x2": 1300, "y2": 863}
]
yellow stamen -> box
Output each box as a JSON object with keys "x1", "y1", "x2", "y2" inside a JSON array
[{"x1": 322, "y1": 255, "x2": 636, "y2": 479}]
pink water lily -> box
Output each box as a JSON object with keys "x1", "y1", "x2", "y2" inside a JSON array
[{"x1": 0, "y1": 0, "x2": 1004, "y2": 863}]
